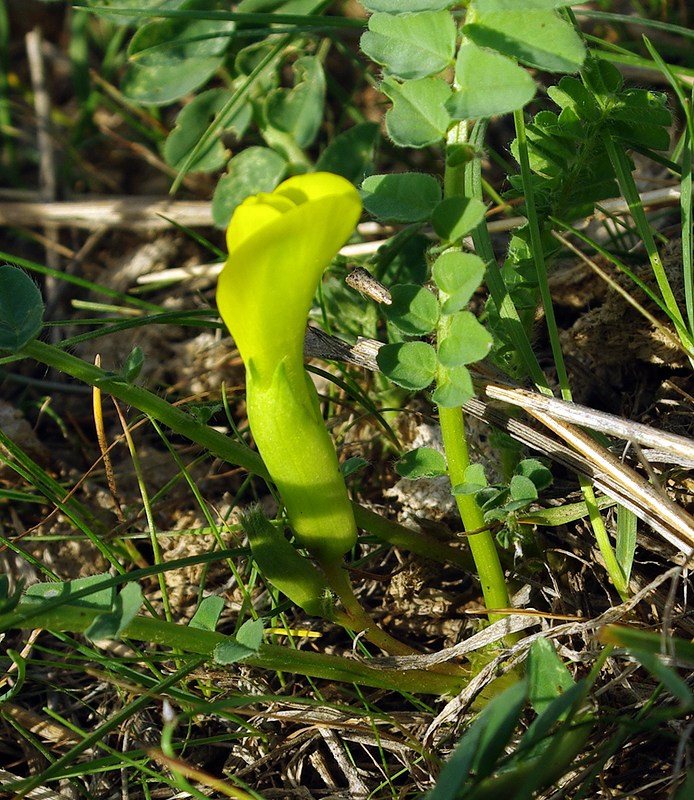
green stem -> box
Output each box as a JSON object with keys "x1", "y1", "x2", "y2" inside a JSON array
[
  {"x1": 513, "y1": 120, "x2": 635, "y2": 597},
  {"x1": 438, "y1": 406, "x2": 510, "y2": 624},
  {"x1": 320, "y1": 559, "x2": 420, "y2": 656},
  {"x1": 314, "y1": 559, "x2": 468, "y2": 678},
  {"x1": 136, "y1": 614, "x2": 467, "y2": 693}
]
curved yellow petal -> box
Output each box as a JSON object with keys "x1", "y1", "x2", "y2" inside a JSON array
[
  {"x1": 216, "y1": 172, "x2": 362, "y2": 561},
  {"x1": 226, "y1": 194, "x2": 293, "y2": 253},
  {"x1": 217, "y1": 172, "x2": 361, "y2": 384},
  {"x1": 274, "y1": 171, "x2": 357, "y2": 204}
]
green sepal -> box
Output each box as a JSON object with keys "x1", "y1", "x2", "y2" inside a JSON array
[{"x1": 242, "y1": 507, "x2": 333, "y2": 618}]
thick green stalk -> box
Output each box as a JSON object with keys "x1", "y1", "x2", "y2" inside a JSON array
[
  {"x1": 438, "y1": 405, "x2": 509, "y2": 623},
  {"x1": 216, "y1": 174, "x2": 362, "y2": 562}
]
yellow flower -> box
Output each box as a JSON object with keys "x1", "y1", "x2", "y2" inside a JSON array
[{"x1": 217, "y1": 173, "x2": 362, "y2": 561}]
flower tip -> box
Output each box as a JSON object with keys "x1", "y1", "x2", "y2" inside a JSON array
[{"x1": 276, "y1": 172, "x2": 362, "y2": 208}]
